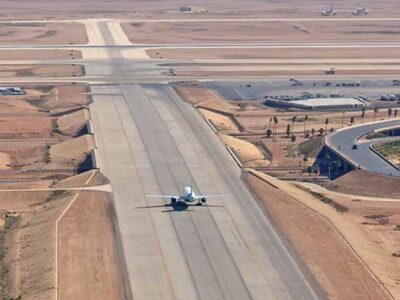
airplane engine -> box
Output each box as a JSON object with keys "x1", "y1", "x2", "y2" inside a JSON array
[{"x1": 201, "y1": 197, "x2": 207, "y2": 203}]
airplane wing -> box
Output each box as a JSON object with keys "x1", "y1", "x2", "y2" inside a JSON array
[
  {"x1": 145, "y1": 195, "x2": 177, "y2": 198},
  {"x1": 197, "y1": 194, "x2": 233, "y2": 198}
]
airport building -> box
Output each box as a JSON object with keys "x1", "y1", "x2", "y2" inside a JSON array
[{"x1": 264, "y1": 97, "x2": 368, "y2": 110}]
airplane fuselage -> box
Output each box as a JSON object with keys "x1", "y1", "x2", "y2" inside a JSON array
[
  {"x1": 173, "y1": 186, "x2": 206, "y2": 205},
  {"x1": 180, "y1": 186, "x2": 196, "y2": 202}
]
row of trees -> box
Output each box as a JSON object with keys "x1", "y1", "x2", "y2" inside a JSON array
[
  {"x1": 367, "y1": 107, "x2": 397, "y2": 122},
  {"x1": 266, "y1": 107, "x2": 399, "y2": 141},
  {"x1": 266, "y1": 114, "x2": 330, "y2": 141}
]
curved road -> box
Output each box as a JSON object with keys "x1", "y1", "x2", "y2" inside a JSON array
[{"x1": 325, "y1": 119, "x2": 400, "y2": 176}]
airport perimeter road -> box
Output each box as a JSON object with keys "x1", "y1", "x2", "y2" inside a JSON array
[
  {"x1": 325, "y1": 119, "x2": 400, "y2": 176},
  {"x1": 90, "y1": 83, "x2": 324, "y2": 300}
]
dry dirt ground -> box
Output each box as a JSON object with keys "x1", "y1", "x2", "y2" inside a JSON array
[
  {"x1": 0, "y1": 22, "x2": 87, "y2": 45},
  {"x1": 125, "y1": 20, "x2": 400, "y2": 45},
  {"x1": 328, "y1": 169, "x2": 400, "y2": 199},
  {"x1": 148, "y1": 47, "x2": 400, "y2": 60},
  {"x1": 0, "y1": 78, "x2": 122, "y2": 300},
  {"x1": 0, "y1": 115, "x2": 51, "y2": 138},
  {"x1": 294, "y1": 180, "x2": 400, "y2": 298},
  {"x1": 0, "y1": 184, "x2": 127, "y2": 300},
  {"x1": 0, "y1": 49, "x2": 81, "y2": 60},
  {"x1": 56, "y1": 108, "x2": 89, "y2": 136},
  {"x1": 58, "y1": 191, "x2": 131, "y2": 300},
  {"x1": 55, "y1": 169, "x2": 108, "y2": 188},
  {"x1": 0, "y1": 84, "x2": 91, "y2": 179},
  {"x1": 47, "y1": 134, "x2": 94, "y2": 169},
  {"x1": 0, "y1": 0, "x2": 399, "y2": 19},
  {"x1": 0, "y1": 65, "x2": 83, "y2": 77},
  {"x1": 169, "y1": 68, "x2": 400, "y2": 77},
  {"x1": 245, "y1": 171, "x2": 391, "y2": 300},
  {"x1": 175, "y1": 85, "x2": 237, "y2": 110},
  {"x1": 198, "y1": 108, "x2": 239, "y2": 133},
  {"x1": 26, "y1": 85, "x2": 91, "y2": 113},
  {"x1": 219, "y1": 133, "x2": 269, "y2": 168}
]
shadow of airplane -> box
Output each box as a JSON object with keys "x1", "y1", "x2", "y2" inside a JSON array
[{"x1": 135, "y1": 202, "x2": 223, "y2": 213}]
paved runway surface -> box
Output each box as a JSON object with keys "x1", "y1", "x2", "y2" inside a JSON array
[
  {"x1": 85, "y1": 21, "x2": 325, "y2": 300},
  {"x1": 90, "y1": 83, "x2": 325, "y2": 300},
  {"x1": 326, "y1": 119, "x2": 400, "y2": 176}
]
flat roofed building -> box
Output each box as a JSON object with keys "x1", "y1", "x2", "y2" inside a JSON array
[{"x1": 265, "y1": 97, "x2": 367, "y2": 110}]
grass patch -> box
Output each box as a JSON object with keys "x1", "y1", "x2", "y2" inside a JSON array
[
  {"x1": 34, "y1": 86, "x2": 53, "y2": 93},
  {"x1": 35, "y1": 30, "x2": 58, "y2": 39},
  {"x1": 366, "y1": 132, "x2": 387, "y2": 140},
  {"x1": 373, "y1": 141, "x2": 400, "y2": 166},
  {"x1": 15, "y1": 69, "x2": 35, "y2": 77},
  {"x1": 45, "y1": 190, "x2": 72, "y2": 202},
  {"x1": 52, "y1": 118, "x2": 66, "y2": 136},
  {"x1": 44, "y1": 144, "x2": 51, "y2": 163},
  {"x1": 297, "y1": 185, "x2": 349, "y2": 212},
  {"x1": 298, "y1": 136, "x2": 323, "y2": 158},
  {"x1": 284, "y1": 144, "x2": 296, "y2": 158},
  {"x1": 26, "y1": 96, "x2": 50, "y2": 112},
  {"x1": 0, "y1": 213, "x2": 19, "y2": 298},
  {"x1": 3, "y1": 23, "x2": 45, "y2": 27}
]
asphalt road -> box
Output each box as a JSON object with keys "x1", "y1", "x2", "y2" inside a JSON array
[
  {"x1": 325, "y1": 119, "x2": 400, "y2": 176},
  {"x1": 86, "y1": 21, "x2": 325, "y2": 300}
]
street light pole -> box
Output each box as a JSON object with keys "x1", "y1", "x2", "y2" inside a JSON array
[{"x1": 328, "y1": 161, "x2": 337, "y2": 180}]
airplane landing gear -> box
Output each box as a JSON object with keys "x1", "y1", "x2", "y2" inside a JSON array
[{"x1": 170, "y1": 197, "x2": 177, "y2": 205}]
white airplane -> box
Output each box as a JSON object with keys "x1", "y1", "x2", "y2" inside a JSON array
[
  {"x1": 321, "y1": 7, "x2": 337, "y2": 16},
  {"x1": 146, "y1": 186, "x2": 230, "y2": 206}
]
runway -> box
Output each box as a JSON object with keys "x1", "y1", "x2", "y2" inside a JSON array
[
  {"x1": 90, "y1": 83, "x2": 324, "y2": 299},
  {"x1": 85, "y1": 21, "x2": 325, "y2": 299}
]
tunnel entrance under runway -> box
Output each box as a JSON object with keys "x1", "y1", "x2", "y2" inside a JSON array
[{"x1": 313, "y1": 146, "x2": 355, "y2": 180}]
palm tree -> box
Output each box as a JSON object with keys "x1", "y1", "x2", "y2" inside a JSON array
[
  {"x1": 291, "y1": 116, "x2": 297, "y2": 134},
  {"x1": 273, "y1": 116, "x2": 278, "y2": 141},
  {"x1": 303, "y1": 114, "x2": 308, "y2": 137},
  {"x1": 388, "y1": 108, "x2": 393, "y2": 119},
  {"x1": 374, "y1": 107, "x2": 379, "y2": 121},
  {"x1": 361, "y1": 107, "x2": 366, "y2": 123},
  {"x1": 395, "y1": 109, "x2": 398, "y2": 118},
  {"x1": 350, "y1": 116, "x2": 354, "y2": 126},
  {"x1": 341, "y1": 111, "x2": 345, "y2": 128},
  {"x1": 303, "y1": 156, "x2": 308, "y2": 167},
  {"x1": 324, "y1": 118, "x2": 329, "y2": 134},
  {"x1": 286, "y1": 124, "x2": 291, "y2": 138},
  {"x1": 267, "y1": 117, "x2": 272, "y2": 131}
]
